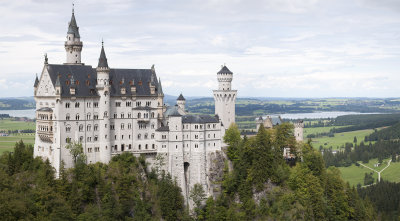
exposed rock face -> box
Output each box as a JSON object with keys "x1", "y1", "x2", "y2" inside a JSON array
[{"x1": 207, "y1": 150, "x2": 227, "y2": 198}]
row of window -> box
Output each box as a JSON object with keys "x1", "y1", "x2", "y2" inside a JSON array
[
  {"x1": 160, "y1": 133, "x2": 217, "y2": 140},
  {"x1": 65, "y1": 101, "x2": 153, "y2": 109},
  {"x1": 38, "y1": 125, "x2": 52, "y2": 132},
  {"x1": 37, "y1": 114, "x2": 52, "y2": 120},
  {"x1": 66, "y1": 112, "x2": 157, "y2": 120}
]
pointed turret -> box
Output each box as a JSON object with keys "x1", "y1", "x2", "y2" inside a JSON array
[
  {"x1": 97, "y1": 41, "x2": 109, "y2": 68},
  {"x1": 158, "y1": 77, "x2": 163, "y2": 95},
  {"x1": 177, "y1": 93, "x2": 185, "y2": 101},
  {"x1": 34, "y1": 74, "x2": 39, "y2": 87},
  {"x1": 65, "y1": 6, "x2": 83, "y2": 64},
  {"x1": 177, "y1": 93, "x2": 186, "y2": 112},
  {"x1": 68, "y1": 7, "x2": 80, "y2": 38}
]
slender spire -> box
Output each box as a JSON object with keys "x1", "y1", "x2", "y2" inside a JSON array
[
  {"x1": 158, "y1": 77, "x2": 163, "y2": 94},
  {"x1": 177, "y1": 93, "x2": 185, "y2": 101},
  {"x1": 97, "y1": 40, "x2": 109, "y2": 68},
  {"x1": 34, "y1": 74, "x2": 39, "y2": 87},
  {"x1": 44, "y1": 53, "x2": 48, "y2": 64},
  {"x1": 68, "y1": 5, "x2": 80, "y2": 38}
]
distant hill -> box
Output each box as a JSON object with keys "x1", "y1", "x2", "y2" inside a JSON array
[{"x1": 0, "y1": 97, "x2": 35, "y2": 110}]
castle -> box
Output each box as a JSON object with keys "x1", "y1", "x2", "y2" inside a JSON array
[{"x1": 33, "y1": 9, "x2": 237, "y2": 203}]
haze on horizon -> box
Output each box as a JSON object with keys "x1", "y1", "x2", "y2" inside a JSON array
[{"x1": 1, "y1": 0, "x2": 400, "y2": 98}]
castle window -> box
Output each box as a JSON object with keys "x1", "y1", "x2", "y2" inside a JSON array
[
  {"x1": 94, "y1": 124, "x2": 98, "y2": 131},
  {"x1": 121, "y1": 113, "x2": 124, "y2": 118},
  {"x1": 88, "y1": 148, "x2": 92, "y2": 153},
  {"x1": 79, "y1": 124, "x2": 83, "y2": 131},
  {"x1": 152, "y1": 144, "x2": 155, "y2": 149},
  {"x1": 95, "y1": 147, "x2": 99, "y2": 152},
  {"x1": 207, "y1": 124, "x2": 210, "y2": 129},
  {"x1": 151, "y1": 124, "x2": 154, "y2": 129},
  {"x1": 94, "y1": 102, "x2": 98, "y2": 108},
  {"x1": 65, "y1": 102, "x2": 70, "y2": 108},
  {"x1": 129, "y1": 135, "x2": 131, "y2": 139},
  {"x1": 200, "y1": 125, "x2": 203, "y2": 129},
  {"x1": 110, "y1": 125, "x2": 115, "y2": 130},
  {"x1": 128, "y1": 113, "x2": 132, "y2": 118},
  {"x1": 121, "y1": 123, "x2": 124, "y2": 130},
  {"x1": 75, "y1": 114, "x2": 80, "y2": 120},
  {"x1": 75, "y1": 102, "x2": 80, "y2": 108},
  {"x1": 115, "y1": 102, "x2": 121, "y2": 107},
  {"x1": 66, "y1": 125, "x2": 71, "y2": 132},
  {"x1": 151, "y1": 112, "x2": 154, "y2": 118},
  {"x1": 138, "y1": 134, "x2": 141, "y2": 139},
  {"x1": 94, "y1": 114, "x2": 98, "y2": 120},
  {"x1": 145, "y1": 133, "x2": 148, "y2": 139},
  {"x1": 114, "y1": 145, "x2": 117, "y2": 151},
  {"x1": 138, "y1": 113, "x2": 141, "y2": 118},
  {"x1": 94, "y1": 136, "x2": 98, "y2": 141},
  {"x1": 129, "y1": 144, "x2": 132, "y2": 150},
  {"x1": 126, "y1": 101, "x2": 131, "y2": 107},
  {"x1": 162, "y1": 135, "x2": 167, "y2": 139},
  {"x1": 87, "y1": 124, "x2": 91, "y2": 131},
  {"x1": 104, "y1": 111, "x2": 108, "y2": 118},
  {"x1": 213, "y1": 124, "x2": 216, "y2": 128},
  {"x1": 86, "y1": 113, "x2": 91, "y2": 120},
  {"x1": 195, "y1": 144, "x2": 198, "y2": 148},
  {"x1": 151, "y1": 133, "x2": 155, "y2": 139},
  {"x1": 214, "y1": 134, "x2": 216, "y2": 138},
  {"x1": 122, "y1": 135, "x2": 124, "y2": 139},
  {"x1": 86, "y1": 102, "x2": 91, "y2": 108},
  {"x1": 128, "y1": 123, "x2": 132, "y2": 129},
  {"x1": 145, "y1": 144, "x2": 148, "y2": 149},
  {"x1": 195, "y1": 135, "x2": 198, "y2": 139},
  {"x1": 208, "y1": 134, "x2": 210, "y2": 138},
  {"x1": 138, "y1": 144, "x2": 141, "y2": 150},
  {"x1": 115, "y1": 135, "x2": 117, "y2": 140},
  {"x1": 66, "y1": 114, "x2": 70, "y2": 120},
  {"x1": 176, "y1": 135, "x2": 178, "y2": 140},
  {"x1": 114, "y1": 113, "x2": 117, "y2": 118},
  {"x1": 66, "y1": 137, "x2": 71, "y2": 143},
  {"x1": 79, "y1": 136, "x2": 83, "y2": 142}
]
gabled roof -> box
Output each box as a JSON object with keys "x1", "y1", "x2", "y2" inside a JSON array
[
  {"x1": 44, "y1": 64, "x2": 162, "y2": 98},
  {"x1": 177, "y1": 93, "x2": 185, "y2": 101},
  {"x1": 67, "y1": 11, "x2": 80, "y2": 38},
  {"x1": 164, "y1": 105, "x2": 182, "y2": 117},
  {"x1": 217, "y1": 65, "x2": 233, "y2": 75}
]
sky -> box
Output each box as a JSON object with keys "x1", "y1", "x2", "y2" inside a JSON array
[{"x1": 1, "y1": 0, "x2": 400, "y2": 98}]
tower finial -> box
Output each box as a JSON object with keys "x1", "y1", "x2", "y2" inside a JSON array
[
  {"x1": 72, "y1": 3, "x2": 74, "y2": 14},
  {"x1": 102, "y1": 38, "x2": 104, "y2": 47},
  {"x1": 44, "y1": 53, "x2": 48, "y2": 64}
]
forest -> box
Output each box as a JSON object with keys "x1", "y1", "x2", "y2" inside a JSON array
[{"x1": 0, "y1": 123, "x2": 379, "y2": 220}]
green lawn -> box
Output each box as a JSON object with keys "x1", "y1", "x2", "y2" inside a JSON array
[
  {"x1": 381, "y1": 161, "x2": 400, "y2": 183},
  {"x1": 338, "y1": 164, "x2": 378, "y2": 187},
  {"x1": 0, "y1": 119, "x2": 35, "y2": 131},
  {"x1": 0, "y1": 133, "x2": 35, "y2": 154},
  {"x1": 311, "y1": 129, "x2": 374, "y2": 150},
  {"x1": 303, "y1": 126, "x2": 347, "y2": 137},
  {"x1": 359, "y1": 158, "x2": 391, "y2": 172}
]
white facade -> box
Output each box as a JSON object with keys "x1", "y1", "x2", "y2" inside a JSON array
[{"x1": 34, "y1": 10, "x2": 233, "y2": 204}]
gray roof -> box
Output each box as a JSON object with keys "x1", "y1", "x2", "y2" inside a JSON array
[
  {"x1": 44, "y1": 64, "x2": 163, "y2": 98},
  {"x1": 217, "y1": 65, "x2": 233, "y2": 75},
  {"x1": 182, "y1": 114, "x2": 219, "y2": 124},
  {"x1": 177, "y1": 93, "x2": 185, "y2": 101},
  {"x1": 37, "y1": 107, "x2": 53, "y2": 112},
  {"x1": 67, "y1": 11, "x2": 80, "y2": 38},
  {"x1": 156, "y1": 126, "x2": 169, "y2": 132},
  {"x1": 271, "y1": 117, "x2": 282, "y2": 125},
  {"x1": 97, "y1": 43, "x2": 108, "y2": 68},
  {"x1": 164, "y1": 105, "x2": 182, "y2": 117}
]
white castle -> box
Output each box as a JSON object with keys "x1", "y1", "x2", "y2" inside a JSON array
[{"x1": 33, "y1": 9, "x2": 237, "y2": 202}]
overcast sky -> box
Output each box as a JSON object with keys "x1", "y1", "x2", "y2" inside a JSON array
[{"x1": 1, "y1": 0, "x2": 400, "y2": 98}]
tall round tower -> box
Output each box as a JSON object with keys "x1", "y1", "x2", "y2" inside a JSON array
[
  {"x1": 213, "y1": 65, "x2": 237, "y2": 129},
  {"x1": 64, "y1": 7, "x2": 83, "y2": 64},
  {"x1": 96, "y1": 41, "x2": 111, "y2": 163}
]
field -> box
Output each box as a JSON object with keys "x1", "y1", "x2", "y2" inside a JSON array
[
  {"x1": 0, "y1": 119, "x2": 35, "y2": 154},
  {"x1": 381, "y1": 161, "x2": 400, "y2": 183},
  {"x1": 303, "y1": 126, "x2": 346, "y2": 137},
  {"x1": 311, "y1": 129, "x2": 374, "y2": 150},
  {"x1": 338, "y1": 164, "x2": 378, "y2": 186},
  {"x1": 0, "y1": 119, "x2": 35, "y2": 131}
]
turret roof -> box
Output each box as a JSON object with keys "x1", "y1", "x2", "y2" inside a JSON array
[
  {"x1": 97, "y1": 42, "x2": 109, "y2": 68},
  {"x1": 177, "y1": 93, "x2": 185, "y2": 101},
  {"x1": 67, "y1": 9, "x2": 80, "y2": 38},
  {"x1": 217, "y1": 65, "x2": 233, "y2": 74},
  {"x1": 34, "y1": 75, "x2": 39, "y2": 87}
]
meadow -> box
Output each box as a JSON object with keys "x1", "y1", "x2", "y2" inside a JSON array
[
  {"x1": 311, "y1": 129, "x2": 375, "y2": 150},
  {"x1": 0, "y1": 119, "x2": 35, "y2": 154}
]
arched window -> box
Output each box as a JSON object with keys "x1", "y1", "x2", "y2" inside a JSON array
[
  {"x1": 79, "y1": 124, "x2": 83, "y2": 131},
  {"x1": 104, "y1": 111, "x2": 108, "y2": 117},
  {"x1": 138, "y1": 113, "x2": 141, "y2": 118},
  {"x1": 138, "y1": 134, "x2": 141, "y2": 139},
  {"x1": 87, "y1": 124, "x2": 91, "y2": 131},
  {"x1": 75, "y1": 114, "x2": 80, "y2": 120},
  {"x1": 66, "y1": 114, "x2": 70, "y2": 120}
]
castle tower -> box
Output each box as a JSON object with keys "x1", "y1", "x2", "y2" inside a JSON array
[
  {"x1": 176, "y1": 93, "x2": 186, "y2": 112},
  {"x1": 96, "y1": 41, "x2": 111, "y2": 163},
  {"x1": 294, "y1": 120, "x2": 304, "y2": 142},
  {"x1": 64, "y1": 6, "x2": 83, "y2": 64},
  {"x1": 213, "y1": 65, "x2": 237, "y2": 129}
]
